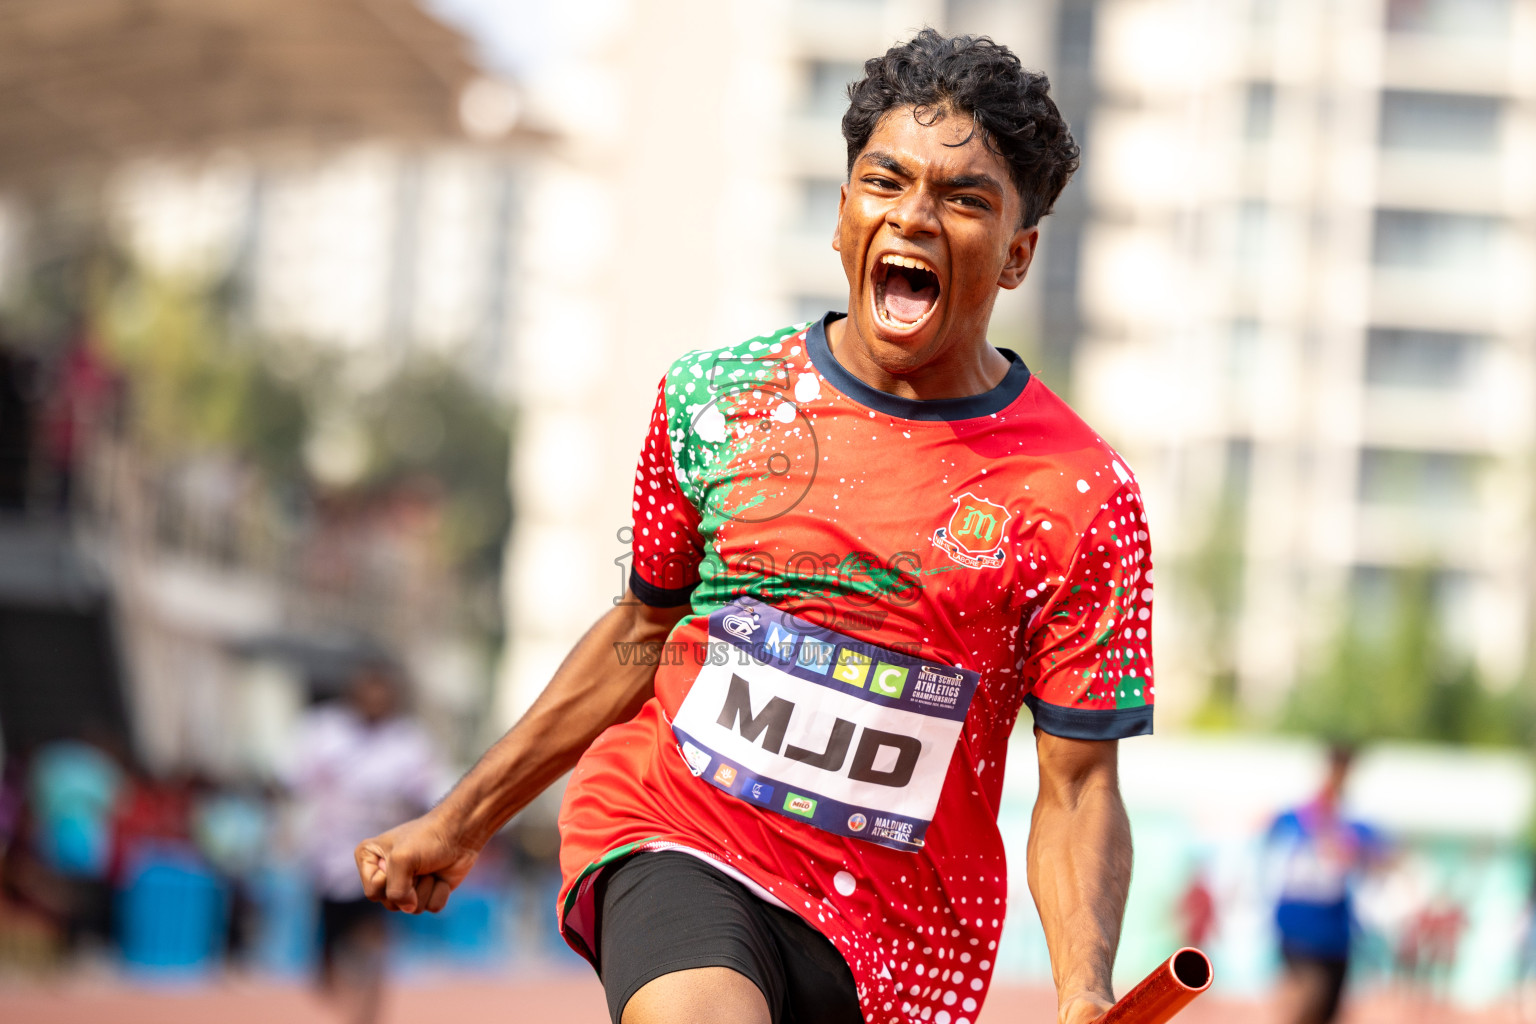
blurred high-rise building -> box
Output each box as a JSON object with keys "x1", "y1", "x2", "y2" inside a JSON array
[
  {"x1": 1066, "y1": 0, "x2": 1536, "y2": 716},
  {"x1": 0, "y1": 2, "x2": 533, "y2": 775}
]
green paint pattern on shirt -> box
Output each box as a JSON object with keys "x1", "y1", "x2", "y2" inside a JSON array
[{"x1": 659, "y1": 322, "x2": 922, "y2": 620}]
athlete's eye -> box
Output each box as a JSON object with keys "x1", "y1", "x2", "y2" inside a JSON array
[
  {"x1": 952, "y1": 195, "x2": 990, "y2": 210},
  {"x1": 864, "y1": 175, "x2": 900, "y2": 191}
]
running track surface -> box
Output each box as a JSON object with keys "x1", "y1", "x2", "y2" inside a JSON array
[{"x1": 0, "y1": 974, "x2": 1518, "y2": 1024}]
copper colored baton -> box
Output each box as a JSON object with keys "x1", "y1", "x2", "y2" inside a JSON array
[{"x1": 1097, "y1": 948, "x2": 1213, "y2": 1024}]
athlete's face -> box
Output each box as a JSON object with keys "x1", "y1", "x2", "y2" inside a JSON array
[{"x1": 834, "y1": 105, "x2": 1037, "y2": 374}]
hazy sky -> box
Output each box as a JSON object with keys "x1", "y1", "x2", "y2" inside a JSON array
[{"x1": 426, "y1": 0, "x2": 561, "y2": 79}]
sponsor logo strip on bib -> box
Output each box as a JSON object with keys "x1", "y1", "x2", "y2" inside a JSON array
[{"x1": 670, "y1": 598, "x2": 980, "y2": 851}]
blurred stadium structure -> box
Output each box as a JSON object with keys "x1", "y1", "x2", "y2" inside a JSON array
[
  {"x1": 0, "y1": 0, "x2": 558, "y2": 994},
  {"x1": 0, "y1": 0, "x2": 503, "y2": 180},
  {"x1": 0, "y1": 0, "x2": 1531, "y2": 1016},
  {"x1": 0, "y1": 0, "x2": 536, "y2": 776}
]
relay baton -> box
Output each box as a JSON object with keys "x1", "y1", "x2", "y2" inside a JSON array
[{"x1": 1097, "y1": 948, "x2": 1212, "y2": 1024}]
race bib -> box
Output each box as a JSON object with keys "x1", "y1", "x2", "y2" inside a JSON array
[{"x1": 671, "y1": 598, "x2": 979, "y2": 852}]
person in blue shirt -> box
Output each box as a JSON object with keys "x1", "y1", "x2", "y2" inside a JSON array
[
  {"x1": 28, "y1": 735, "x2": 124, "y2": 953},
  {"x1": 1266, "y1": 743, "x2": 1387, "y2": 1024}
]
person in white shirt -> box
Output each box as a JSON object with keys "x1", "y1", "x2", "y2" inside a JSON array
[{"x1": 288, "y1": 660, "x2": 447, "y2": 1024}]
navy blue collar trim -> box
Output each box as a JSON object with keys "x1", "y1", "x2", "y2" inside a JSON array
[{"x1": 804, "y1": 311, "x2": 1031, "y2": 422}]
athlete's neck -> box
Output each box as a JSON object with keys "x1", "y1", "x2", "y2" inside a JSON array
[{"x1": 825, "y1": 314, "x2": 1012, "y2": 401}]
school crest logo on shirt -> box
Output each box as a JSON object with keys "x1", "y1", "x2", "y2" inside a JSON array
[{"x1": 932, "y1": 493, "x2": 1011, "y2": 569}]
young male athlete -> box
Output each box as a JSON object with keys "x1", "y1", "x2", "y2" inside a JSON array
[{"x1": 356, "y1": 30, "x2": 1155, "y2": 1024}]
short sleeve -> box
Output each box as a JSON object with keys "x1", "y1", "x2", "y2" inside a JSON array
[
  {"x1": 629, "y1": 375, "x2": 705, "y2": 606},
  {"x1": 1021, "y1": 482, "x2": 1155, "y2": 740}
]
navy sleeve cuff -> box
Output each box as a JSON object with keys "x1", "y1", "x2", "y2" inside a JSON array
[
  {"x1": 1024, "y1": 694, "x2": 1154, "y2": 740},
  {"x1": 628, "y1": 566, "x2": 697, "y2": 608}
]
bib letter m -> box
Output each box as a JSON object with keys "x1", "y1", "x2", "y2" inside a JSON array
[{"x1": 717, "y1": 674, "x2": 792, "y2": 754}]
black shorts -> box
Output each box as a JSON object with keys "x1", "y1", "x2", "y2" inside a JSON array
[
  {"x1": 319, "y1": 896, "x2": 386, "y2": 966},
  {"x1": 1280, "y1": 946, "x2": 1349, "y2": 1023},
  {"x1": 593, "y1": 851, "x2": 862, "y2": 1024}
]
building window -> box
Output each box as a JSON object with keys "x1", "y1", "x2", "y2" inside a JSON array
[
  {"x1": 1243, "y1": 83, "x2": 1275, "y2": 142},
  {"x1": 1057, "y1": 5, "x2": 1096, "y2": 67},
  {"x1": 1386, "y1": 0, "x2": 1509, "y2": 35},
  {"x1": 1379, "y1": 90, "x2": 1502, "y2": 152},
  {"x1": 1228, "y1": 318, "x2": 1262, "y2": 382},
  {"x1": 1358, "y1": 447, "x2": 1480, "y2": 508},
  {"x1": 1224, "y1": 438, "x2": 1253, "y2": 506},
  {"x1": 1350, "y1": 564, "x2": 1472, "y2": 647},
  {"x1": 804, "y1": 61, "x2": 864, "y2": 117},
  {"x1": 1235, "y1": 201, "x2": 1268, "y2": 265},
  {"x1": 798, "y1": 178, "x2": 843, "y2": 233},
  {"x1": 1365, "y1": 328, "x2": 1482, "y2": 389},
  {"x1": 1372, "y1": 209, "x2": 1498, "y2": 270}
]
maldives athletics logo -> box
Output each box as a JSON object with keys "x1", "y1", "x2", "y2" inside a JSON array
[{"x1": 932, "y1": 492, "x2": 1011, "y2": 569}]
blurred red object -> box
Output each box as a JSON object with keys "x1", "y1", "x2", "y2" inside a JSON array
[
  {"x1": 1099, "y1": 948, "x2": 1213, "y2": 1024},
  {"x1": 1177, "y1": 874, "x2": 1216, "y2": 948},
  {"x1": 107, "y1": 775, "x2": 194, "y2": 886}
]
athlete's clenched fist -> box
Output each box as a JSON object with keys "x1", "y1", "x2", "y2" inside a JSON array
[{"x1": 355, "y1": 811, "x2": 479, "y2": 915}]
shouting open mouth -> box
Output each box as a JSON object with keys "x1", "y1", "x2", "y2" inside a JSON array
[{"x1": 872, "y1": 253, "x2": 941, "y2": 333}]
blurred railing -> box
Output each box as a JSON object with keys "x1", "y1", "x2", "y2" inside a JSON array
[{"x1": 72, "y1": 427, "x2": 455, "y2": 652}]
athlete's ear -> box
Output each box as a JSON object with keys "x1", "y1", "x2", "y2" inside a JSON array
[
  {"x1": 998, "y1": 224, "x2": 1038, "y2": 290},
  {"x1": 832, "y1": 182, "x2": 848, "y2": 252}
]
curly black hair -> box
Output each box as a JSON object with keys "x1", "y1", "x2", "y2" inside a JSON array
[{"x1": 842, "y1": 29, "x2": 1080, "y2": 228}]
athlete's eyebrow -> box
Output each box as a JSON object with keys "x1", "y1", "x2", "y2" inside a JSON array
[
  {"x1": 938, "y1": 172, "x2": 1005, "y2": 195},
  {"x1": 862, "y1": 152, "x2": 1004, "y2": 196},
  {"x1": 861, "y1": 151, "x2": 912, "y2": 178}
]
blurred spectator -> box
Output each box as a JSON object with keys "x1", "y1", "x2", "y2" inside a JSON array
[
  {"x1": 25, "y1": 734, "x2": 125, "y2": 955},
  {"x1": 0, "y1": 755, "x2": 23, "y2": 863},
  {"x1": 1397, "y1": 889, "x2": 1466, "y2": 998},
  {"x1": 0, "y1": 753, "x2": 65, "y2": 969},
  {"x1": 1519, "y1": 873, "x2": 1536, "y2": 1021},
  {"x1": 106, "y1": 770, "x2": 195, "y2": 888},
  {"x1": 38, "y1": 328, "x2": 118, "y2": 515},
  {"x1": 192, "y1": 782, "x2": 274, "y2": 961},
  {"x1": 285, "y1": 659, "x2": 448, "y2": 1024},
  {"x1": 1266, "y1": 743, "x2": 1388, "y2": 1024},
  {"x1": 1177, "y1": 866, "x2": 1217, "y2": 950}
]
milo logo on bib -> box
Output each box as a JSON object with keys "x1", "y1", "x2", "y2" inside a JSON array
[{"x1": 671, "y1": 598, "x2": 980, "y2": 851}]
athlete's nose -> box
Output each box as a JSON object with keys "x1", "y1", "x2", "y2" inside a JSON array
[{"x1": 886, "y1": 184, "x2": 941, "y2": 238}]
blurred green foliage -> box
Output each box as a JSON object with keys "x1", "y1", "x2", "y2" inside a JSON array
[
  {"x1": 1182, "y1": 455, "x2": 1535, "y2": 750},
  {"x1": 351, "y1": 359, "x2": 511, "y2": 585},
  {"x1": 1283, "y1": 567, "x2": 1536, "y2": 748},
  {"x1": 92, "y1": 264, "x2": 511, "y2": 634},
  {"x1": 103, "y1": 274, "x2": 310, "y2": 480},
  {"x1": 1186, "y1": 488, "x2": 1245, "y2": 732}
]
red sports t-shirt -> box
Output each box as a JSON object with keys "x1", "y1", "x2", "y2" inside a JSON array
[{"x1": 558, "y1": 313, "x2": 1154, "y2": 1024}]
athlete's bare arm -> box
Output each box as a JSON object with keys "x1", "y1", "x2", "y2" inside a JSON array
[
  {"x1": 354, "y1": 591, "x2": 689, "y2": 914},
  {"x1": 1027, "y1": 729, "x2": 1132, "y2": 1024}
]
